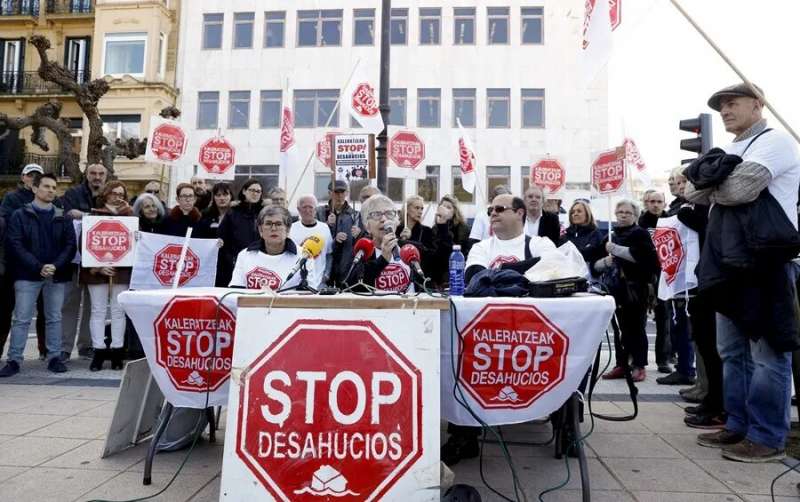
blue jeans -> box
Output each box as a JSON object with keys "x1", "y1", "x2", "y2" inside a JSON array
[
  {"x1": 6, "y1": 280, "x2": 66, "y2": 364},
  {"x1": 670, "y1": 299, "x2": 695, "y2": 377},
  {"x1": 717, "y1": 313, "x2": 792, "y2": 449}
]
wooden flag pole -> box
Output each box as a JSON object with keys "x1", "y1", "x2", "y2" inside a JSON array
[{"x1": 669, "y1": 0, "x2": 800, "y2": 144}]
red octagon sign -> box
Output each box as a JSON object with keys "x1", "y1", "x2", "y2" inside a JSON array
[
  {"x1": 352, "y1": 82, "x2": 380, "y2": 117},
  {"x1": 199, "y1": 137, "x2": 236, "y2": 175},
  {"x1": 245, "y1": 267, "x2": 282, "y2": 290},
  {"x1": 316, "y1": 131, "x2": 338, "y2": 168},
  {"x1": 86, "y1": 220, "x2": 132, "y2": 264},
  {"x1": 150, "y1": 123, "x2": 187, "y2": 162},
  {"x1": 530, "y1": 158, "x2": 566, "y2": 195},
  {"x1": 389, "y1": 131, "x2": 425, "y2": 170},
  {"x1": 459, "y1": 304, "x2": 569, "y2": 409},
  {"x1": 236, "y1": 320, "x2": 422, "y2": 501},
  {"x1": 591, "y1": 148, "x2": 625, "y2": 195},
  {"x1": 653, "y1": 227, "x2": 684, "y2": 285},
  {"x1": 153, "y1": 244, "x2": 200, "y2": 287},
  {"x1": 154, "y1": 296, "x2": 236, "y2": 392}
]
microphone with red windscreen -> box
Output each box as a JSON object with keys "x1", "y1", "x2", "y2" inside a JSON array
[
  {"x1": 345, "y1": 238, "x2": 376, "y2": 282},
  {"x1": 400, "y1": 243, "x2": 426, "y2": 279}
]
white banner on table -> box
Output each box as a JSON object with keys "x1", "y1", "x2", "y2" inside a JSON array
[
  {"x1": 221, "y1": 305, "x2": 439, "y2": 501},
  {"x1": 130, "y1": 232, "x2": 218, "y2": 290},
  {"x1": 81, "y1": 215, "x2": 139, "y2": 268},
  {"x1": 119, "y1": 288, "x2": 243, "y2": 408},
  {"x1": 442, "y1": 295, "x2": 615, "y2": 426}
]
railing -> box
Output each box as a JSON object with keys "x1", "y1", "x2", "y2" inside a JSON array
[
  {"x1": 0, "y1": 70, "x2": 91, "y2": 95},
  {"x1": 46, "y1": 0, "x2": 92, "y2": 15},
  {"x1": 0, "y1": 0, "x2": 39, "y2": 16},
  {"x1": 20, "y1": 152, "x2": 77, "y2": 178}
]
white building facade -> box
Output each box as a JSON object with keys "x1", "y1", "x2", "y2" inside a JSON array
[{"x1": 175, "y1": 0, "x2": 608, "y2": 215}]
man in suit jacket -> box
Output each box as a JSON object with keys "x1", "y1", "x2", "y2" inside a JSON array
[{"x1": 523, "y1": 185, "x2": 561, "y2": 245}]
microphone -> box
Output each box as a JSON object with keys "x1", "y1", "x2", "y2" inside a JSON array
[
  {"x1": 400, "y1": 244, "x2": 426, "y2": 279},
  {"x1": 383, "y1": 222, "x2": 401, "y2": 260},
  {"x1": 286, "y1": 234, "x2": 324, "y2": 282},
  {"x1": 344, "y1": 238, "x2": 375, "y2": 282}
]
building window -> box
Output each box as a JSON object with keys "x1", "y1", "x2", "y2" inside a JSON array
[
  {"x1": 198, "y1": 91, "x2": 219, "y2": 129},
  {"x1": 488, "y1": 7, "x2": 510, "y2": 44},
  {"x1": 388, "y1": 178, "x2": 405, "y2": 203},
  {"x1": 417, "y1": 88, "x2": 440, "y2": 128},
  {"x1": 64, "y1": 36, "x2": 90, "y2": 83},
  {"x1": 297, "y1": 10, "x2": 342, "y2": 47},
  {"x1": 390, "y1": 8, "x2": 408, "y2": 45},
  {"x1": 419, "y1": 7, "x2": 441, "y2": 45},
  {"x1": 520, "y1": 165, "x2": 531, "y2": 194},
  {"x1": 389, "y1": 88, "x2": 406, "y2": 126},
  {"x1": 487, "y1": 88, "x2": 511, "y2": 128},
  {"x1": 202, "y1": 13, "x2": 223, "y2": 50},
  {"x1": 451, "y1": 166, "x2": 474, "y2": 204},
  {"x1": 454, "y1": 8, "x2": 476, "y2": 45},
  {"x1": 264, "y1": 11, "x2": 285, "y2": 48},
  {"x1": 353, "y1": 8, "x2": 375, "y2": 46},
  {"x1": 101, "y1": 114, "x2": 140, "y2": 144},
  {"x1": 487, "y1": 166, "x2": 511, "y2": 202},
  {"x1": 260, "y1": 90, "x2": 282, "y2": 128},
  {"x1": 103, "y1": 32, "x2": 146, "y2": 76},
  {"x1": 521, "y1": 88, "x2": 545, "y2": 128},
  {"x1": 417, "y1": 166, "x2": 440, "y2": 202},
  {"x1": 521, "y1": 7, "x2": 544, "y2": 45},
  {"x1": 294, "y1": 89, "x2": 339, "y2": 128},
  {"x1": 228, "y1": 91, "x2": 250, "y2": 129},
  {"x1": 233, "y1": 12, "x2": 254, "y2": 49},
  {"x1": 314, "y1": 172, "x2": 331, "y2": 203},
  {"x1": 234, "y1": 165, "x2": 279, "y2": 194},
  {"x1": 453, "y1": 88, "x2": 476, "y2": 128}
]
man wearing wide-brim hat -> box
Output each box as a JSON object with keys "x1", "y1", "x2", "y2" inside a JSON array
[{"x1": 685, "y1": 82, "x2": 800, "y2": 463}]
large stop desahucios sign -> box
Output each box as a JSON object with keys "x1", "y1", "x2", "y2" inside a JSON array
[
  {"x1": 154, "y1": 296, "x2": 236, "y2": 392},
  {"x1": 236, "y1": 320, "x2": 422, "y2": 501},
  {"x1": 459, "y1": 304, "x2": 569, "y2": 409}
]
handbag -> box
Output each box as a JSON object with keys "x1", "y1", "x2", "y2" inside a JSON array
[
  {"x1": 600, "y1": 263, "x2": 640, "y2": 306},
  {"x1": 743, "y1": 189, "x2": 800, "y2": 263}
]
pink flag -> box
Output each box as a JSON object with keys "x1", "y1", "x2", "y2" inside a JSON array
[
  {"x1": 279, "y1": 105, "x2": 299, "y2": 175},
  {"x1": 457, "y1": 120, "x2": 476, "y2": 194},
  {"x1": 624, "y1": 137, "x2": 651, "y2": 185}
]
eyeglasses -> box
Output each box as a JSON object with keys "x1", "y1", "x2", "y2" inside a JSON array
[
  {"x1": 178, "y1": 194, "x2": 196, "y2": 200},
  {"x1": 261, "y1": 221, "x2": 285, "y2": 229},
  {"x1": 487, "y1": 205, "x2": 515, "y2": 217},
  {"x1": 368, "y1": 209, "x2": 398, "y2": 220},
  {"x1": 615, "y1": 210, "x2": 635, "y2": 216},
  {"x1": 108, "y1": 191, "x2": 125, "y2": 198},
  {"x1": 146, "y1": 189, "x2": 160, "y2": 195}
]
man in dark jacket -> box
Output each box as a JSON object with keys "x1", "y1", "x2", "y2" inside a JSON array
[
  {"x1": 0, "y1": 163, "x2": 43, "y2": 218},
  {"x1": 59, "y1": 163, "x2": 106, "y2": 360},
  {"x1": 191, "y1": 176, "x2": 212, "y2": 212},
  {"x1": 523, "y1": 185, "x2": 561, "y2": 245},
  {"x1": 0, "y1": 174, "x2": 75, "y2": 377},
  {"x1": 316, "y1": 180, "x2": 357, "y2": 286}
]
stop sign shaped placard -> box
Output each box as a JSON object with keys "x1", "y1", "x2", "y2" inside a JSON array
[
  {"x1": 236, "y1": 320, "x2": 422, "y2": 501},
  {"x1": 531, "y1": 158, "x2": 566, "y2": 195},
  {"x1": 153, "y1": 244, "x2": 200, "y2": 287},
  {"x1": 86, "y1": 220, "x2": 132, "y2": 264},
  {"x1": 389, "y1": 131, "x2": 425, "y2": 170},
  {"x1": 653, "y1": 227, "x2": 684, "y2": 285},
  {"x1": 150, "y1": 123, "x2": 187, "y2": 162},
  {"x1": 459, "y1": 304, "x2": 569, "y2": 409},
  {"x1": 591, "y1": 148, "x2": 626, "y2": 195},
  {"x1": 199, "y1": 137, "x2": 236, "y2": 175},
  {"x1": 245, "y1": 267, "x2": 282, "y2": 290},
  {"x1": 154, "y1": 296, "x2": 236, "y2": 392},
  {"x1": 352, "y1": 83, "x2": 380, "y2": 117}
]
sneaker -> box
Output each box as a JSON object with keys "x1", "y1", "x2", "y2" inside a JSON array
[
  {"x1": 685, "y1": 413, "x2": 727, "y2": 429},
  {"x1": 602, "y1": 366, "x2": 626, "y2": 380},
  {"x1": 47, "y1": 357, "x2": 68, "y2": 373},
  {"x1": 0, "y1": 361, "x2": 20, "y2": 378},
  {"x1": 656, "y1": 371, "x2": 696, "y2": 386},
  {"x1": 441, "y1": 435, "x2": 480, "y2": 466},
  {"x1": 59, "y1": 351, "x2": 71, "y2": 363},
  {"x1": 657, "y1": 364, "x2": 673, "y2": 374},
  {"x1": 684, "y1": 404, "x2": 710, "y2": 415},
  {"x1": 721, "y1": 439, "x2": 785, "y2": 463},
  {"x1": 697, "y1": 429, "x2": 745, "y2": 448}
]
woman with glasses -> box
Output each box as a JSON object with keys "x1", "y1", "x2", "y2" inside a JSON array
[
  {"x1": 346, "y1": 194, "x2": 413, "y2": 293},
  {"x1": 218, "y1": 179, "x2": 266, "y2": 288},
  {"x1": 229, "y1": 206, "x2": 302, "y2": 291},
  {"x1": 562, "y1": 200, "x2": 605, "y2": 265},
  {"x1": 429, "y1": 195, "x2": 471, "y2": 288},
  {"x1": 80, "y1": 181, "x2": 133, "y2": 371},
  {"x1": 159, "y1": 183, "x2": 210, "y2": 237},
  {"x1": 594, "y1": 199, "x2": 659, "y2": 383}
]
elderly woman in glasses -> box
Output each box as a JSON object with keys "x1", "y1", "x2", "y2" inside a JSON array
[
  {"x1": 346, "y1": 194, "x2": 414, "y2": 293},
  {"x1": 594, "y1": 199, "x2": 659, "y2": 383},
  {"x1": 229, "y1": 206, "x2": 302, "y2": 291}
]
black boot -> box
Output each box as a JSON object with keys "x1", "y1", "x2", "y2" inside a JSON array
[
  {"x1": 110, "y1": 348, "x2": 124, "y2": 370},
  {"x1": 90, "y1": 349, "x2": 107, "y2": 372}
]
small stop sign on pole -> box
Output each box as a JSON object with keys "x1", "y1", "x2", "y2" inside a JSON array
[
  {"x1": 388, "y1": 131, "x2": 425, "y2": 170},
  {"x1": 591, "y1": 148, "x2": 626, "y2": 195},
  {"x1": 530, "y1": 158, "x2": 566, "y2": 195},
  {"x1": 199, "y1": 137, "x2": 236, "y2": 177}
]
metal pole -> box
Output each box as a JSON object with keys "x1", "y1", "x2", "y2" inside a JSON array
[{"x1": 376, "y1": 0, "x2": 392, "y2": 193}]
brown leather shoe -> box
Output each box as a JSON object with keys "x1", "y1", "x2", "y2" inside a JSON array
[
  {"x1": 602, "y1": 366, "x2": 626, "y2": 379},
  {"x1": 721, "y1": 439, "x2": 785, "y2": 463},
  {"x1": 697, "y1": 429, "x2": 745, "y2": 448}
]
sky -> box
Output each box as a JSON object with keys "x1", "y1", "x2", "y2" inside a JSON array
[{"x1": 606, "y1": 0, "x2": 799, "y2": 183}]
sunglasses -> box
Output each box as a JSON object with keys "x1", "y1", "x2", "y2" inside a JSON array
[
  {"x1": 487, "y1": 205, "x2": 515, "y2": 217},
  {"x1": 146, "y1": 189, "x2": 160, "y2": 195}
]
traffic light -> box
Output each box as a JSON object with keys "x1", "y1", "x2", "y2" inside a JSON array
[{"x1": 679, "y1": 113, "x2": 712, "y2": 163}]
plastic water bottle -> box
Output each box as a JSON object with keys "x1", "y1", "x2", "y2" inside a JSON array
[{"x1": 449, "y1": 245, "x2": 466, "y2": 296}]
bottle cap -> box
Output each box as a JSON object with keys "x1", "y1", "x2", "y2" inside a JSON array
[{"x1": 453, "y1": 245, "x2": 461, "y2": 251}]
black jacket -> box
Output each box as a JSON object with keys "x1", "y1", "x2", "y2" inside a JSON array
[
  {"x1": 158, "y1": 206, "x2": 210, "y2": 238},
  {"x1": 638, "y1": 210, "x2": 666, "y2": 230},
  {"x1": 6, "y1": 203, "x2": 76, "y2": 283},
  {"x1": 138, "y1": 215, "x2": 162, "y2": 234},
  {"x1": 562, "y1": 224, "x2": 605, "y2": 265},
  {"x1": 600, "y1": 224, "x2": 660, "y2": 285},
  {"x1": 218, "y1": 201, "x2": 264, "y2": 287},
  {"x1": 316, "y1": 201, "x2": 357, "y2": 285},
  {"x1": 60, "y1": 182, "x2": 95, "y2": 214},
  {"x1": 535, "y1": 211, "x2": 561, "y2": 245},
  {"x1": 429, "y1": 221, "x2": 471, "y2": 287},
  {"x1": 0, "y1": 185, "x2": 34, "y2": 219}
]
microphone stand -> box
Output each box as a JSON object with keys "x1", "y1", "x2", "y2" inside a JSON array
[{"x1": 278, "y1": 261, "x2": 318, "y2": 294}]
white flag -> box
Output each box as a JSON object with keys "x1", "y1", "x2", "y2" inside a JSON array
[
  {"x1": 343, "y1": 63, "x2": 384, "y2": 135},
  {"x1": 624, "y1": 137, "x2": 651, "y2": 185},
  {"x1": 580, "y1": 0, "x2": 614, "y2": 86},
  {"x1": 279, "y1": 101, "x2": 300, "y2": 177},
  {"x1": 457, "y1": 120, "x2": 477, "y2": 194}
]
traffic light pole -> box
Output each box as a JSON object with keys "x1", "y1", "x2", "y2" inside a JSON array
[{"x1": 376, "y1": 0, "x2": 391, "y2": 193}]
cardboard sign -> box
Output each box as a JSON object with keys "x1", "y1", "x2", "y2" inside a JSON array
[
  {"x1": 81, "y1": 216, "x2": 139, "y2": 268},
  {"x1": 198, "y1": 137, "x2": 236, "y2": 180},
  {"x1": 530, "y1": 158, "x2": 566, "y2": 195},
  {"x1": 591, "y1": 148, "x2": 626, "y2": 195},
  {"x1": 332, "y1": 134, "x2": 376, "y2": 183},
  {"x1": 145, "y1": 116, "x2": 188, "y2": 165}
]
